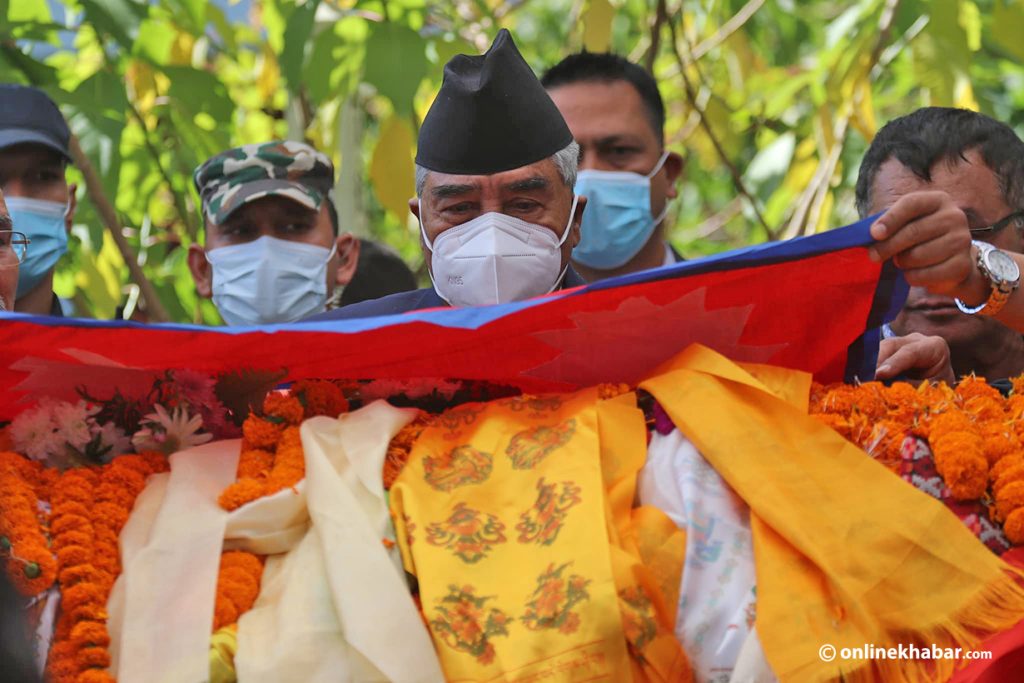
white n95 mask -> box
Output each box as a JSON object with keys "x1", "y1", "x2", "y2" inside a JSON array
[
  {"x1": 206, "y1": 235, "x2": 336, "y2": 325},
  {"x1": 422, "y1": 195, "x2": 578, "y2": 307}
]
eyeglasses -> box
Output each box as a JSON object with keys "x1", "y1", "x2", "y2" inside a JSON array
[
  {"x1": 969, "y1": 211, "x2": 1024, "y2": 239},
  {"x1": 0, "y1": 229, "x2": 30, "y2": 267}
]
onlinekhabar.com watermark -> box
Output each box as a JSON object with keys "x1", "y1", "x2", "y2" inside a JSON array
[{"x1": 818, "y1": 643, "x2": 993, "y2": 663}]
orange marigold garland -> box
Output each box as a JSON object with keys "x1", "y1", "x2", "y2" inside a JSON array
[
  {"x1": 0, "y1": 456, "x2": 57, "y2": 596},
  {"x1": 212, "y1": 551, "x2": 265, "y2": 631},
  {"x1": 45, "y1": 453, "x2": 167, "y2": 683},
  {"x1": 811, "y1": 375, "x2": 1024, "y2": 545},
  {"x1": 220, "y1": 386, "x2": 352, "y2": 511},
  {"x1": 293, "y1": 379, "x2": 349, "y2": 419}
]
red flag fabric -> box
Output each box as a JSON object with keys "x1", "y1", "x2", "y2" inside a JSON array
[{"x1": 0, "y1": 218, "x2": 904, "y2": 419}]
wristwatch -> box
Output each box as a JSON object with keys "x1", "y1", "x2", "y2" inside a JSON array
[{"x1": 955, "y1": 240, "x2": 1020, "y2": 316}]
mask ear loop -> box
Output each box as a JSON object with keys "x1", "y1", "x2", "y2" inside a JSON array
[
  {"x1": 547, "y1": 193, "x2": 580, "y2": 293},
  {"x1": 418, "y1": 205, "x2": 435, "y2": 254},
  {"x1": 647, "y1": 150, "x2": 673, "y2": 225},
  {"x1": 646, "y1": 150, "x2": 671, "y2": 179},
  {"x1": 324, "y1": 240, "x2": 352, "y2": 310}
]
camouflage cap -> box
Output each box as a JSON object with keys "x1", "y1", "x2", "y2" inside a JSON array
[{"x1": 194, "y1": 140, "x2": 334, "y2": 225}]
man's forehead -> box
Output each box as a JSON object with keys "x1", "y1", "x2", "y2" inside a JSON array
[
  {"x1": 549, "y1": 80, "x2": 656, "y2": 142},
  {"x1": 425, "y1": 159, "x2": 560, "y2": 196},
  {"x1": 219, "y1": 194, "x2": 318, "y2": 225},
  {"x1": 871, "y1": 152, "x2": 1006, "y2": 212},
  {"x1": 0, "y1": 143, "x2": 66, "y2": 166}
]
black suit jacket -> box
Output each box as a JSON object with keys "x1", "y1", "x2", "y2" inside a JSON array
[{"x1": 308, "y1": 267, "x2": 587, "y2": 321}]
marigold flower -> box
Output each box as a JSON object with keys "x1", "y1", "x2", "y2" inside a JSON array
[
  {"x1": 957, "y1": 375, "x2": 1003, "y2": 402},
  {"x1": 7, "y1": 541, "x2": 57, "y2": 596},
  {"x1": 98, "y1": 466, "x2": 145, "y2": 497},
  {"x1": 77, "y1": 670, "x2": 116, "y2": 683},
  {"x1": 926, "y1": 411, "x2": 976, "y2": 441},
  {"x1": 996, "y1": 480, "x2": 1024, "y2": 521},
  {"x1": 866, "y1": 419, "x2": 907, "y2": 464},
  {"x1": 1006, "y1": 394, "x2": 1024, "y2": 419},
  {"x1": 263, "y1": 393, "x2": 305, "y2": 426},
  {"x1": 49, "y1": 512, "x2": 91, "y2": 537},
  {"x1": 58, "y1": 565, "x2": 99, "y2": 587},
  {"x1": 293, "y1": 379, "x2": 348, "y2": 418},
  {"x1": 136, "y1": 450, "x2": 170, "y2": 474},
  {"x1": 92, "y1": 484, "x2": 135, "y2": 510},
  {"x1": 61, "y1": 583, "x2": 103, "y2": 613},
  {"x1": 236, "y1": 449, "x2": 274, "y2": 480},
  {"x1": 219, "y1": 576, "x2": 260, "y2": 612},
  {"x1": 77, "y1": 645, "x2": 111, "y2": 669},
  {"x1": 992, "y1": 455, "x2": 1024, "y2": 482},
  {"x1": 218, "y1": 479, "x2": 266, "y2": 511},
  {"x1": 933, "y1": 445, "x2": 988, "y2": 501},
  {"x1": 69, "y1": 602, "x2": 107, "y2": 623},
  {"x1": 70, "y1": 621, "x2": 110, "y2": 648},
  {"x1": 91, "y1": 502, "x2": 129, "y2": 534},
  {"x1": 0, "y1": 451, "x2": 42, "y2": 482},
  {"x1": 963, "y1": 396, "x2": 1006, "y2": 422},
  {"x1": 1004, "y1": 508, "x2": 1024, "y2": 545},
  {"x1": 213, "y1": 595, "x2": 239, "y2": 631},
  {"x1": 995, "y1": 465, "x2": 1024, "y2": 497},
  {"x1": 818, "y1": 385, "x2": 882, "y2": 418},
  {"x1": 46, "y1": 655, "x2": 78, "y2": 681},
  {"x1": 242, "y1": 416, "x2": 285, "y2": 450},
  {"x1": 220, "y1": 551, "x2": 264, "y2": 575},
  {"x1": 56, "y1": 545, "x2": 93, "y2": 570},
  {"x1": 978, "y1": 428, "x2": 1020, "y2": 467},
  {"x1": 812, "y1": 413, "x2": 852, "y2": 440}
]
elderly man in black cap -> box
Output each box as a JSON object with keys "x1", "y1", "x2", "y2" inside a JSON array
[
  {"x1": 0, "y1": 84, "x2": 76, "y2": 317},
  {"x1": 310, "y1": 30, "x2": 586, "y2": 320}
]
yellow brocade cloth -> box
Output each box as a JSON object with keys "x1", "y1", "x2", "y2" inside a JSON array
[
  {"x1": 390, "y1": 388, "x2": 691, "y2": 682},
  {"x1": 642, "y1": 345, "x2": 1024, "y2": 683}
]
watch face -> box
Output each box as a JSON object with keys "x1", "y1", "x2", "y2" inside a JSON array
[{"x1": 987, "y1": 250, "x2": 1020, "y2": 282}]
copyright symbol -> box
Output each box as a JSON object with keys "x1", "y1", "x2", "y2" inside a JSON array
[{"x1": 819, "y1": 644, "x2": 837, "y2": 662}]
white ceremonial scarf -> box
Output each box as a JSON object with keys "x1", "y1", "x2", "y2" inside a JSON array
[{"x1": 107, "y1": 400, "x2": 445, "y2": 683}]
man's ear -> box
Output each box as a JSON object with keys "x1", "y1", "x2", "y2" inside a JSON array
[
  {"x1": 65, "y1": 183, "x2": 78, "y2": 234},
  {"x1": 409, "y1": 197, "x2": 421, "y2": 222},
  {"x1": 187, "y1": 243, "x2": 213, "y2": 298},
  {"x1": 569, "y1": 195, "x2": 586, "y2": 249},
  {"x1": 334, "y1": 233, "x2": 360, "y2": 287},
  {"x1": 663, "y1": 151, "x2": 684, "y2": 200}
]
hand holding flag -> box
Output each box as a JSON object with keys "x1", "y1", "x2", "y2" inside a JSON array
[{"x1": 867, "y1": 190, "x2": 980, "y2": 297}]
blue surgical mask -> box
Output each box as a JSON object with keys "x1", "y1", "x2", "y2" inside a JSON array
[
  {"x1": 206, "y1": 235, "x2": 337, "y2": 326},
  {"x1": 6, "y1": 196, "x2": 69, "y2": 298},
  {"x1": 572, "y1": 151, "x2": 670, "y2": 270}
]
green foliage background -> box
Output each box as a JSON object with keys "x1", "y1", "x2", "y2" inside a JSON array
[{"x1": 2, "y1": 0, "x2": 1023, "y2": 323}]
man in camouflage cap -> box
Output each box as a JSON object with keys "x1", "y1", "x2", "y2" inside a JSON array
[{"x1": 187, "y1": 140, "x2": 361, "y2": 325}]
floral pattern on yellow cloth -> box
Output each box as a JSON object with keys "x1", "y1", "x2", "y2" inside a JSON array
[{"x1": 390, "y1": 387, "x2": 691, "y2": 682}]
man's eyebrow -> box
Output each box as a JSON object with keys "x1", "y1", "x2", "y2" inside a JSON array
[
  {"x1": 431, "y1": 183, "x2": 478, "y2": 199},
  {"x1": 0, "y1": 213, "x2": 11, "y2": 231},
  {"x1": 505, "y1": 176, "x2": 549, "y2": 193},
  {"x1": 595, "y1": 134, "x2": 640, "y2": 147}
]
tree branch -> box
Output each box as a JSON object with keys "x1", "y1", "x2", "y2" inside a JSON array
[
  {"x1": 666, "y1": 11, "x2": 775, "y2": 240},
  {"x1": 68, "y1": 135, "x2": 171, "y2": 322},
  {"x1": 783, "y1": 0, "x2": 901, "y2": 238},
  {"x1": 125, "y1": 98, "x2": 201, "y2": 242},
  {"x1": 690, "y1": 0, "x2": 765, "y2": 63},
  {"x1": 643, "y1": 0, "x2": 669, "y2": 73}
]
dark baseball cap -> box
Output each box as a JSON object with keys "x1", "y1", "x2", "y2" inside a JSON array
[{"x1": 0, "y1": 84, "x2": 71, "y2": 160}]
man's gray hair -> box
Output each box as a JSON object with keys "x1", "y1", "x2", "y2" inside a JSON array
[{"x1": 415, "y1": 141, "x2": 580, "y2": 197}]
